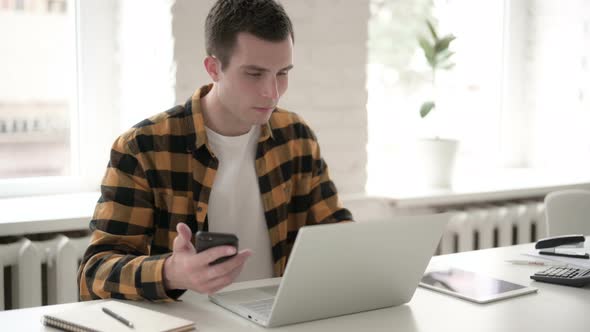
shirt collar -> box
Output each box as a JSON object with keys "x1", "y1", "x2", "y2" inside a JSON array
[{"x1": 187, "y1": 84, "x2": 275, "y2": 151}]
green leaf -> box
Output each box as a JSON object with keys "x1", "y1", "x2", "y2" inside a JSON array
[
  {"x1": 434, "y1": 35, "x2": 456, "y2": 53},
  {"x1": 440, "y1": 63, "x2": 456, "y2": 70},
  {"x1": 418, "y1": 37, "x2": 435, "y2": 67},
  {"x1": 426, "y1": 20, "x2": 438, "y2": 40},
  {"x1": 436, "y1": 50, "x2": 454, "y2": 61},
  {"x1": 420, "y1": 101, "x2": 435, "y2": 118}
]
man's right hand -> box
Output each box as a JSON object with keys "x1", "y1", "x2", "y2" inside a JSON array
[{"x1": 163, "y1": 223, "x2": 252, "y2": 294}]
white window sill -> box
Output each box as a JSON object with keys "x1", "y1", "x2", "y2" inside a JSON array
[
  {"x1": 3, "y1": 168, "x2": 590, "y2": 236},
  {"x1": 363, "y1": 168, "x2": 590, "y2": 208},
  {"x1": 0, "y1": 191, "x2": 100, "y2": 237}
]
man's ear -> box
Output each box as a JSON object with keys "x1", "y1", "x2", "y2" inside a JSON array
[{"x1": 204, "y1": 56, "x2": 221, "y2": 82}]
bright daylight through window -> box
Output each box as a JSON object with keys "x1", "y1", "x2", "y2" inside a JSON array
[
  {"x1": 0, "y1": 0, "x2": 73, "y2": 180},
  {"x1": 367, "y1": 0, "x2": 590, "y2": 195}
]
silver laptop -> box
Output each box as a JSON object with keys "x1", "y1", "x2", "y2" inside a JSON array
[{"x1": 209, "y1": 213, "x2": 451, "y2": 328}]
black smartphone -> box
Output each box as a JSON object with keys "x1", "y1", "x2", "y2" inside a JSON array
[{"x1": 195, "y1": 231, "x2": 239, "y2": 265}]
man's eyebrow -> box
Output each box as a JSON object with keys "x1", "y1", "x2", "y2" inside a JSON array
[{"x1": 241, "y1": 64, "x2": 294, "y2": 72}]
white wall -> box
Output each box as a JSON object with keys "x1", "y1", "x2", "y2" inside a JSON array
[
  {"x1": 118, "y1": 0, "x2": 176, "y2": 130},
  {"x1": 172, "y1": 0, "x2": 370, "y2": 195}
]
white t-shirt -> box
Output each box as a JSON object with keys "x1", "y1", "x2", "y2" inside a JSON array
[{"x1": 205, "y1": 125, "x2": 274, "y2": 281}]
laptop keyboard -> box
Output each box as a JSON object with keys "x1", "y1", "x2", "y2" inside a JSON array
[{"x1": 240, "y1": 298, "x2": 275, "y2": 318}]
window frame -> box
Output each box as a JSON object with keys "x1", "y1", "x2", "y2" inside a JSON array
[{"x1": 0, "y1": 0, "x2": 119, "y2": 198}]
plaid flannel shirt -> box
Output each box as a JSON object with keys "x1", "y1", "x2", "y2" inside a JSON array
[{"x1": 78, "y1": 85, "x2": 353, "y2": 302}]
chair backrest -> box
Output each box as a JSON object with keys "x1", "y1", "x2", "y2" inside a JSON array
[{"x1": 544, "y1": 189, "x2": 590, "y2": 236}]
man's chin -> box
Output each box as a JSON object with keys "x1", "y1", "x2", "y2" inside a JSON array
[{"x1": 252, "y1": 112, "x2": 273, "y2": 124}]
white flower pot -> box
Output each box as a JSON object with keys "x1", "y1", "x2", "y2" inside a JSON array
[{"x1": 415, "y1": 138, "x2": 459, "y2": 188}]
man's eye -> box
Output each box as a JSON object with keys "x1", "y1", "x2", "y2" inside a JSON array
[{"x1": 277, "y1": 72, "x2": 288, "y2": 76}]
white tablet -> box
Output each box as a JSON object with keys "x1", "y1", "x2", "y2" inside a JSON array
[{"x1": 419, "y1": 267, "x2": 538, "y2": 304}]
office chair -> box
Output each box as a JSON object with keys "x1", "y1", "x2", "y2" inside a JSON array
[{"x1": 544, "y1": 189, "x2": 590, "y2": 236}]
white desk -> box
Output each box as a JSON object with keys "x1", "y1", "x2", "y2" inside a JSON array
[{"x1": 1, "y1": 240, "x2": 589, "y2": 332}]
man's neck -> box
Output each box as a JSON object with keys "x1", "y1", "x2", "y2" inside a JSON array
[{"x1": 201, "y1": 85, "x2": 251, "y2": 136}]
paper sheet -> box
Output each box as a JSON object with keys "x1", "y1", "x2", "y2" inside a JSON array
[{"x1": 522, "y1": 241, "x2": 590, "y2": 268}]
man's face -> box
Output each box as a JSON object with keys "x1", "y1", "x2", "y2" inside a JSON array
[{"x1": 214, "y1": 32, "x2": 293, "y2": 129}]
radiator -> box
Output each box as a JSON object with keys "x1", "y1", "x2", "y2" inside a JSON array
[
  {"x1": 1, "y1": 200, "x2": 547, "y2": 310},
  {"x1": 0, "y1": 234, "x2": 90, "y2": 310},
  {"x1": 438, "y1": 200, "x2": 547, "y2": 254},
  {"x1": 343, "y1": 196, "x2": 548, "y2": 255}
]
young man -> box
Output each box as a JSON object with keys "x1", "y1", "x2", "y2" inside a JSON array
[{"x1": 78, "y1": 0, "x2": 352, "y2": 302}]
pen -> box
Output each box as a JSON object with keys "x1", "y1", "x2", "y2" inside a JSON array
[
  {"x1": 505, "y1": 260, "x2": 567, "y2": 267},
  {"x1": 102, "y1": 307, "x2": 135, "y2": 329}
]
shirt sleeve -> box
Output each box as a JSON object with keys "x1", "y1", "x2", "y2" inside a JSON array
[
  {"x1": 77, "y1": 135, "x2": 185, "y2": 302},
  {"x1": 305, "y1": 132, "x2": 354, "y2": 225}
]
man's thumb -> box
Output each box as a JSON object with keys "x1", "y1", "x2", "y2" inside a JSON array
[{"x1": 173, "y1": 223, "x2": 194, "y2": 252}]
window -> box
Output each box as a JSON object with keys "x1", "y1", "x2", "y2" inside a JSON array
[
  {"x1": 367, "y1": 0, "x2": 590, "y2": 195},
  {"x1": 0, "y1": 0, "x2": 73, "y2": 180},
  {"x1": 0, "y1": 0, "x2": 178, "y2": 198},
  {"x1": 515, "y1": 0, "x2": 590, "y2": 169},
  {"x1": 0, "y1": 0, "x2": 120, "y2": 197}
]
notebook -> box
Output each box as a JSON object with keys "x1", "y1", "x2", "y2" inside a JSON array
[{"x1": 42, "y1": 300, "x2": 195, "y2": 332}]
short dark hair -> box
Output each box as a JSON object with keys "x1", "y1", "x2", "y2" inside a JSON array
[{"x1": 205, "y1": 0, "x2": 294, "y2": 69}]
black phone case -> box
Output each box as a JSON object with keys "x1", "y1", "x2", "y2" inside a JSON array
[{"x1": 195, "y1": 231, "x2": 239, "y2": 265}]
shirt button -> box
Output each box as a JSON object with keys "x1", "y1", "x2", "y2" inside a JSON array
[{"x1": 196, "y1": 206, "x2": 203, "y2": 212}]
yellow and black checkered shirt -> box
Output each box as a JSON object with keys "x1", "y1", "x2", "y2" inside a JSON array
[{"x1": 78, "y1": 85, "x2": 353, "y2": 302}]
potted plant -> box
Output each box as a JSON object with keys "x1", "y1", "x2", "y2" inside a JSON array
[{"x1": 415, "y1": 20, "x2": 458, "y2": 188}]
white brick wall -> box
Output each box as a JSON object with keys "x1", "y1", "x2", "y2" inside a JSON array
[
  {"x1": 172, "y1": 0, "x2": 369, "y2": 195},
  {"x1": 118, "y1": 0, "x2": 175, "y2": 130},
  {"x1": 171, "y1": 0, "x2": 212, "y2": 102}
]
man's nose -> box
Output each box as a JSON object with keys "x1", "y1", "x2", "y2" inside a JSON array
[{"x1": 261, "y1": 76, "x2": 279, "y2": 100}]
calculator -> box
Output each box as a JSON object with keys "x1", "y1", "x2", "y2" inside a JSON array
[{"x1": 530, "y1": 266, "x2": 590, "y2": 287}]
